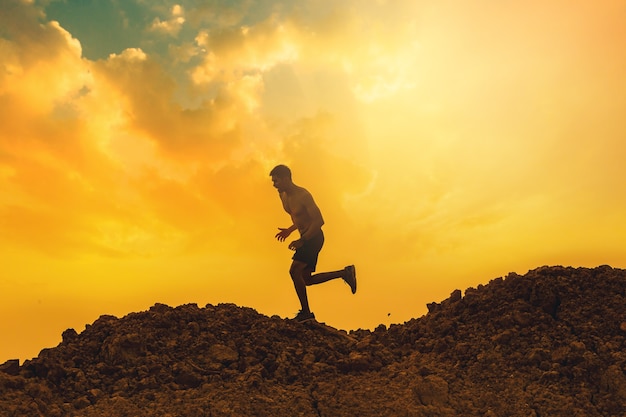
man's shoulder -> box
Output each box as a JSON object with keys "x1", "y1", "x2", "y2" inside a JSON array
[
  {"x1": 296, "y1": 184, "x2": 311, "y2": 193},
  {"x1": 294, "y1": 186, "x2": 314, "y2": 200}
]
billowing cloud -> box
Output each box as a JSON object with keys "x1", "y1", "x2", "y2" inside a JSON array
[{"x1": 150, "y1": 4, "x2": 185, "y2": 36}]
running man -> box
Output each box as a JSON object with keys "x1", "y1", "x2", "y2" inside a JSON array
[{"x1": 270, "y1": 165, "x2": 356, "y2": 322}]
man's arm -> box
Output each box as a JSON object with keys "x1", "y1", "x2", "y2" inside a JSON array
[{"x1": 276, "y1": 225, "x2": 297, "y2": 241}]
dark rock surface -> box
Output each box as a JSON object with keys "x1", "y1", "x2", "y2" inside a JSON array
[{"x1": 2, "y1": 265, "x2": 626, "y2": 416}]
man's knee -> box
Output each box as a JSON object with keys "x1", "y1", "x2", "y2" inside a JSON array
[{"x1": 289, "y1": 261, "x2": 304, "y2": 278}]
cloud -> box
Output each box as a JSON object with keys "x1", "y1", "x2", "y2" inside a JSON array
[
  {"x1": 0, "y1": 2, "x2": 85, "y2": 112},
  {"x1": 0, "y1": 0, "x2": 435, "y2": 260},
  {"x1": 90, "y1": 47, "x2": 248, "y2": 161},
  {"x1": 0, "y1": 1, "x2": 288, "y2": 257},
  {"x1": 149, "y1": 4, "x2": 185, "y2": 36},
  {"x1": 0, "y1": 2, "x2": 146, "y2": 256}
]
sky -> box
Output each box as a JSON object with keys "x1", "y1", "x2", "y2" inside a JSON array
[{"x1": 1, "y1": 0, "x2": 626, "y2": 363}]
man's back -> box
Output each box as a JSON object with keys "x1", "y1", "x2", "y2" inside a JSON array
[{"x1": 280, "y1": 186, "x2": 324, "y2": 236}]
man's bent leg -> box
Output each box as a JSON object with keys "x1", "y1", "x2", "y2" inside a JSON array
[
  {"x1": 290, "y1": 260, "x2": 311, "y2": 313},
  {"x1": 305, "y1": 266, "x2": 357, "y2": 294},
  {"x1": 305, "y1": 269, "x2": 344, "y2": 285}
]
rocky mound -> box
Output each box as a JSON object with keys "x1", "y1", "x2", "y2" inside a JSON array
[{"x1": 2, "y1": 265, "x2": 626, "y2": 416}]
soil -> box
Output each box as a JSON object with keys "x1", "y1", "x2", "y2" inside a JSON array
[{"x1": 2, "y1": 265, "x2": 626, "y2": 416}]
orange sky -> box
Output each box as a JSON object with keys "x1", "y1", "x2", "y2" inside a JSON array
[{"x1": 1, "y1": 0, "x2": 626, "y2": 363}]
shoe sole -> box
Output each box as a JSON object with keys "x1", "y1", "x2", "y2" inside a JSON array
[{"x1": 346, "y1": 265, "x2": 357, "y2": 294}]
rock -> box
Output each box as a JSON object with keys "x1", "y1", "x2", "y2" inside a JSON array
[
  {"x1": 426, "y1": 302, "x2": 440, "y2": 312},
  {"x1": 72, "y1": 396, "x2": 91, "y2": 410},
  {"x1": 62, "y1": 328, "x2": 78, "y2": 343},
  {"x1": 0, "y1": 359, "x2": 19, "y2": 376},
  {"x1": 174, "y1": 369, "x2": 202, "y2": 389},
  {"x1": 601, "y1": 364, "x2": 626, "y2": 400},
  {"x1": 412, "y1": 375, "x2": 449, "y2": 406},
  {"x1": 208, "y1": 344, "x2": 239, "y2": 363}
]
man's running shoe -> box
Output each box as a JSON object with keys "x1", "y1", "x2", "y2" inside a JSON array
[
  {"x1": 294, "y1": 310, "x2": 315, "y2": 323},
  {"x1": 343, "y1": 265, "x2": 357, "y2": 294}
]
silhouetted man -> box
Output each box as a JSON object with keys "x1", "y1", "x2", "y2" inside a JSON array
[{"x1": 270, "y1": 164, "x2": 356, "y2": 322}]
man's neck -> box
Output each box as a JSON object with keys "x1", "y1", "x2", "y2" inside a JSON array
[{"x1": 283, "y1": 182, "x2": 297, "y2": 194}]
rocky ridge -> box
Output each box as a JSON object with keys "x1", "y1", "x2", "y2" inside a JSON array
[{"x1": 1, "y1": 265, "x2": 626, "y2": 416}]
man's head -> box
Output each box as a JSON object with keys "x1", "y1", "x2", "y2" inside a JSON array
[{"x1": 270, "y1": 164, "x2": 292, "y2": 192}]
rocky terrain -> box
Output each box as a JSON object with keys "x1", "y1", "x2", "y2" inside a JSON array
[{"x1": 1, "y1": 265, "x2": 626, "y2": 416}]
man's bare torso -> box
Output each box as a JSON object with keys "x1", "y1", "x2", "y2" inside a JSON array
[{"x1": 280, "y1": 186, "x2": 322, "y2": 237}]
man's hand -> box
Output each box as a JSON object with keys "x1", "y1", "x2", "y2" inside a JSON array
[
  {"x1": 288, "y1": 239, "x2": 304, "y2": 251},
  {"x1": 275, "y1": 227, "x2": 293, "y2": 242}
]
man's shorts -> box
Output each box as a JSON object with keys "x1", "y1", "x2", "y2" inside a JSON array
[{"x1": 292, "y1": 231, "x2": 324, "y2": 271}]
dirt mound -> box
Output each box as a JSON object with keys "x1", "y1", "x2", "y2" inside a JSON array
[{"x1": 2, "y1": 265, "x2": 626, "y2": 416}]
